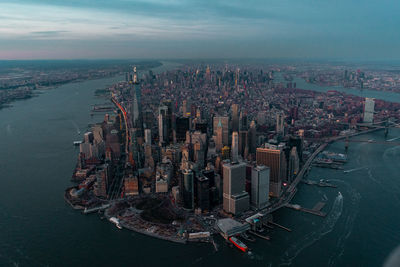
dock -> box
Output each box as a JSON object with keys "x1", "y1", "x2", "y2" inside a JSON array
[
  {"x1": 268, "y1": 221, "x2": 292, "y2": 232},
  {"x1": 211, "y1": 238, "x2": 218, "y2": 251},
  {"x1": 249, "y1": 230, "x2": 270, "y2": 240},
  {"x1": 302, "y1": 179, "x2": 337, "y2": 188},
  {"x1": 82, "y1": 204, "x2": 110, "y2": 214},
  {"x1": 285, "y1": 202, "x2": 326, "y2": 217}
]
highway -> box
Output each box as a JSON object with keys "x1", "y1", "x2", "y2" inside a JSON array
[
  {"x1": 109, "y1": 96, "x2": 131, "y2": 199},
  {"x1": 258, "y1": 126, "x2": 385, "y2": 217},
  {"x1": 111, "y1": 96, "x2": 130, "y2": 156}
]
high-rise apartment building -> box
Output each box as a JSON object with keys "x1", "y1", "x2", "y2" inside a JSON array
[{"x1": 363, "y1": 98, "x2": 375, "y2": 124}]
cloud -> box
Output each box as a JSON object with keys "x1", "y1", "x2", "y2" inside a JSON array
[
  {"x1": 0, "y1": 0, "x2": 399, "y2": 59},
  {"x1": 0, "y1": 1, "x2": 290, "y2": 41}
]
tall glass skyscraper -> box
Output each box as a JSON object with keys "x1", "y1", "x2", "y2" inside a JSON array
[{"x1": 130, "y1": 67, "x2": 143, "y2": 135}]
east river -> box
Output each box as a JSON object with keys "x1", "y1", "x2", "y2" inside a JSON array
[{"x1": 0, "y1": 64, "x2": 399, "y2": 266}]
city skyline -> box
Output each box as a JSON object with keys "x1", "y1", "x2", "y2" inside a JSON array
[
  {"x1": 1, "y1": 1, "x2": 400, "y2": 265},
  {"x1": 1, "y1": 0, "x2": 400, "y2": 60}
]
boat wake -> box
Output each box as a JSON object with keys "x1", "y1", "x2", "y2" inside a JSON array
[
  {"x1": 70, "y1": 120, "x2": 81, "y2": 135},
  {"x1": 387, "y1": 136, "x2": 400, "y2": 142},
  {"x1": 279, "y1": 192, "x2": 344, "y2": 266},
  {"x1": 326, "y1": 181, "x2": 361, "y2": 266},
  {"x1": 343, "y1": 166, "x2": 368, "y2": 173}
]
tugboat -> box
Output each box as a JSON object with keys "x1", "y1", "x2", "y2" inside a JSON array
[{"x1": 229, "y1": 236, "x2": 248, "y2": 252}]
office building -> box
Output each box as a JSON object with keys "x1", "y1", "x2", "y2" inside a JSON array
[
  {"x1": 176, "y1": 117, "x2": 190, "y2": 142},
  {"x1": 158, "y1": 105, "x2": 169, "y2": 145},
  {"x1": 222, "y1": 161, "x2": 249, "y2": 215},
  {"x1": 288, "y1": 147, "x2": 300, "y2": 183},
  {"x1": 231, "y1": 104, "x2": 239, "y2": 132},
  {"x1": 124, "y1": 176, "x2": 139, "y2": 196},
  {"x1": 130, "y1": 67, "x2": 143, "y2": 135},
  {"x1": 239, "y1": 110, "x2": 247, "y2": 131},
  {"x1": 276, "y1": 113, "x2": 285, "y2": 135},
  {"x1": 144, "y1": 129, "x2": 151, "y2": 145},
  {"x1": 216, "y1": 119, "x2": 223, "y2": 152},
  {"x1": 180, "y1": 169, "x2": 194, "y2": 209},
  {"x1": 196, "y1": 175, "x2": 210, "y2": 211},
  {"x1": 251, "y1": 166, "x2": 270, "y2": 209},
  {"x1": 231, "y1": 131, "x2": 239, "y2": 163},
  {"x1": 238, "y1": 130, "x2": 248, "y2": 158},
  {"x1": 213, "y1": 116, "x2": 229, "y2": 146},
  {"x1": 256, "y1": 144, "x2": 286, "y2": 197},
  {"x1": 182, "y1": 99, "x2": 191, "y2": 117},
  {"x1": 248, "y1": 120, "x2": 257, "y2": 154}
]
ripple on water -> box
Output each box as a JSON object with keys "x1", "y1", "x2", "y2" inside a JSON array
[
  {"x1": 279, "y1": 192, "x2": 344, "y2": 266},
  {"x1": 327, "y1": 180, "x2": 361, "y2": 267}
]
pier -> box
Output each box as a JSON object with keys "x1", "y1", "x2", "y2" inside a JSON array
[
  {"x1": 83, "y1": 204, "x2": 110, "y2": 214},
  {"x1": 249, "y1": 230, "x2": 271, "y2": 240},
  {"x1": 285, "y1": 202, "x2": 326, "y2": 217},
  {"x1": 268, "y1": 221, "x2": 292, "y2": 232},
  {"x1": 302, "y1": 179, "x2": 337, "y2": 188}
]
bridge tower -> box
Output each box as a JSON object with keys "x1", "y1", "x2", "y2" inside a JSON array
[{"x1": 384, "y1": 120, "x2": 389, "y2": 139}]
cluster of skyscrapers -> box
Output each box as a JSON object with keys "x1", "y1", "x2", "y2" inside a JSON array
[{"x1": 98, "y1": 67, "x2": 305, "y2": 216}]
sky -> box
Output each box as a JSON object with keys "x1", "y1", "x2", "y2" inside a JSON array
[{"x1": 0, "y1": 0, "x2": 399, "y2": 60}]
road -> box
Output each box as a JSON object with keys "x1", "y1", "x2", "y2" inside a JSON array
[{"x1": 258, "y1": 126, "x2": 384, "y2": 217}]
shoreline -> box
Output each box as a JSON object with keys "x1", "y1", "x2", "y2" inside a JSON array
[
  {"x1": 66, "y1": 128, "x2": 383, "y2": 246},
  {"x1": 0, "y1": 61, "x2": 164, "y2": 111},
  {"x1": 103, "y1": 208, "x2": 188, "y2": 244},
  {"x1": 64, "y1": 103, "x2": 389, "y2": 248}
]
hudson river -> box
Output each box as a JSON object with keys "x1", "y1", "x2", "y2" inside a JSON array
[{"x1": 0, "y1": 65, "x2": 399, "y2": 266}]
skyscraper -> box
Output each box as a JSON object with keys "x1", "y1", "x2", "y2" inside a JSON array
[
  {"x1": 251, "y1": 165, "x2": 270, "y2": 209},
  {"x1": 216, "y1": 119, "x2": 223, "y2": 152},
  {"x1": 248, "y1": 120, "x2": 257, "y2": 155},
  {"x1": 231, "y1": 131, "x2": 239, "y2": 163},
  {"x1": 196, "y1": 175, "x2": 210, "y2": 211},
  {"x1": 176, "y1": 117, "x2": 190, "y2": 142},
  {"x1": 180, "y1": 169, "x2": 194, "y2": 210},
  {"x1": 158, "y1": 105, "x2": 169, "y2": 145},
  {"x1": 213, "y1": 116, "x2": 229, "y2": 146},
  {"x1": 182, "y1": 99, "x2": 191, "y2": 118},
  {"x1": 256, "y1": 144, "x2": 286, "y2": 198},
  {"x1": 363, "y1": 98, "x2": 375, "y2": 124},
  {"x1": 144, "y1": 129, "x2": 151, "y2": 145},
  {"x1": 238, "y1": 130, "x2": 248, "y2": 158},
  {"x1": 231, "y1": 104, "x2": 239, "y2": 132},
  {"x1": 288, "y1": 147, "x2": 299, "y2": 183},
  {"x1": 222, "y1": 161, "x2": 249, "y2": 215},
  {"x1": 276, "y1": 112, "x2": 285, "y2": 135},
  {"x1": 239, "y1": 110, "x2": 248, "y2": 131},
  {"x1": 130, "y1": 67, "x2": 143, "y2": 135},
  {"x1": 158, "y1": 100, "x2": 174, "y2": 145}
]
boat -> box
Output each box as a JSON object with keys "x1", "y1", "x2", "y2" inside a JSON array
[
  {"x1": 229, "y1": 236, "x2": 248, "y2": 252},
  {"x1": 109, "y1": 217, "x2": 122, "y2": 229},
  {"x1": 73, "y1": 141, "x2": 82, "y2": 146}
]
